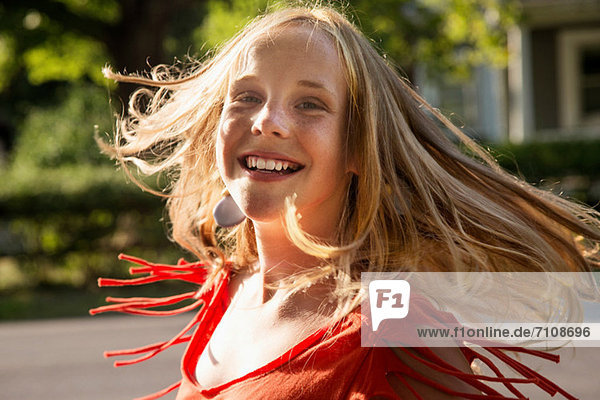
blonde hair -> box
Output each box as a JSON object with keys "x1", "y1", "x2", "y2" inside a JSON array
[{"x1": 101, "y1": 4, "x2": 600, "y2": 314}]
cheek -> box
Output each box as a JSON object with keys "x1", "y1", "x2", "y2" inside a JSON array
[
  {"x1": 220, "y1": 114, "x2": 250, "y2": 146},
  {"x1": 313, "y1": 123, "x2": 347, "y2": 171},
  {"x1": 215, "y1": 121, "x2": 237, "y2": 182},
  {"x1": 215, "y1": 133, "x2": 226, "y2": 178}
]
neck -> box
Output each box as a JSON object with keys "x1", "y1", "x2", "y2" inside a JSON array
[
  {"x1": 253, "y1": 220, "x2": 321, "y2": 283},
  {"x1": 243, "y1": 213, "x2": 341, "y2": 306}
]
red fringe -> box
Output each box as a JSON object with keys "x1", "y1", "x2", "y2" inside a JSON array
[
  {"x1": 104, "y1": 336, "x2": 192, "y2": 357},
  {"x1": 90, "y1": 254, "x2": 229, "y2": 399},
  {"x1": 92, "y1": 255, "x2": 578, "y2": 400},
  {"x1": 389, "y1": 343, "x2": 578, "y2": 399},
  {"x1": 94, "y1": 254, "x2": 210, "y2": 288},
  {"x1": 132, "y1": 380, "x2": 181, "y2": 400}
]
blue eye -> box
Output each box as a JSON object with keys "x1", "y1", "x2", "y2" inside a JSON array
[
  {"x1": 298, "y1": 101, "x2": 319, "y2": 110},
  {"x1": 241, "y1": 96, "x2": 261, "y2": 103}
]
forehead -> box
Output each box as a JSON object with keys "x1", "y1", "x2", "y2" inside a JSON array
[
  {"x1": 253, "y1": 24, "x2": 336, "y2": 59},
  {"x1": 231, "y1": 24, "x2": 346, "y2": 86}
]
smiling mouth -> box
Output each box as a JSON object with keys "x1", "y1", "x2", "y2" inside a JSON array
[{"x1": 242, "y1": 155, "x2": 304, "y2": 174}]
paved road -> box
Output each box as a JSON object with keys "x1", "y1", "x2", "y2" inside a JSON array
[
  {"x1": 0, "y1": 314, "x2": 188, "y2": 400},
  {"x1": 1, "y1": 314, "x2": 600, "y2": 400}
]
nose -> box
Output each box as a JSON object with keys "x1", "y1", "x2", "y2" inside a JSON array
[{"x1": 251, "y1": 102, "x2": 290, "y2": 138}]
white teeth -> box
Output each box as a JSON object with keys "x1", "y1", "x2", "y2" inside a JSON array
[{"x1": 245, "y1": 156, "x2": 300, "y2": 172}]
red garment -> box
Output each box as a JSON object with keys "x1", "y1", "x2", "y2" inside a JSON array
[
  {"x1": 91, "y1": 255, "x2": 579, "y2": 400},
  {"x1": 176, "y1": 307, "x2": 404, "y2": 399}
]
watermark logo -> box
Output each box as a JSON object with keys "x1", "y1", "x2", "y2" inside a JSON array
[
  {"x1": 368, "y1": 279, "x2": 410, "y2": 331},
  {"x1": 362, "y1": 272, "x2": 600, "y2": 347}
]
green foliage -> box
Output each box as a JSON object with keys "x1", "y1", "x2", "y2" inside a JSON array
[
  {"x1": 353, "y1": 0, "x2": 519, "y2": 79},
  {"x1": 1, "y1": 166, "x2": 133, "y2": 213},
  {"x1": 0, "y1": 4, "x2": 115, "y2": 90},
  {"x1": 491, "y1": 140, "x2": 600, "y2": 182},
  {"x1": 190, "y1": 0, "x2": 520, "y2": 81},
  {"x1": 0, "y1": 1, "x2": 199, "y2": 317},
  {"x1": 194, "y1": 0, "x2": 270, "y2": 50},
  {"x1": 0, "y1": 163, "x2": 182, "y2": 300},
  {"x1": 0, "y1": 33, "x2": 17, "y2": 91},
  {"x1": 5, "y1": 208, "x2": 175, "y2": 287},
  {"x1": 488, "y1": 140, "x2": 600, "y2": 206},
  {"x1": 23, "y1": 32, "x2": 109, "y2": 86},
  {"x1": 55, "y1": 0, "x2": 121, "y2": 24},
  {"x1": 0, "y1": 0, "x2": 568, "y2": 321},
  {"x1": 11, "y1": 84, "x2": 113, "y2": 168}
]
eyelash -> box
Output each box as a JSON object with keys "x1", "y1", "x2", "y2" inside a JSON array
[
  {"x1": 298, "y1": 101, "x2": 321, "y2": 110},
  {"x1": 240, "y1": 95, "x2": 261, "y2": 103},
  {"x1": 233, "y1": 93, "x2": 324, "y2": 111}
]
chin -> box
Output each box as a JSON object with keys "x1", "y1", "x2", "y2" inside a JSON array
[
  {"x1": 236, "y1": 195, "x2": 287, "y2": 224},
  {"x1": 243, "y1": 207, "x2": 285, "y2": 224}
]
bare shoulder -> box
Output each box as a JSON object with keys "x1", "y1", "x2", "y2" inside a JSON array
[{"x1": 385, "y1": 347, "x2": 480, "y2": 400}]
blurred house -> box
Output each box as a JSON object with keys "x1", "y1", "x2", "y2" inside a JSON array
[{"x1": 419, "y1": 0, "x2": 600, "y2": 143}]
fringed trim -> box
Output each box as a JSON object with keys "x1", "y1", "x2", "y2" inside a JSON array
[
  {"x1": 390, "y1": 346, "x2": 577, "y2": 400},
  {"x1": 92, "y1": 254, "x2": 211, "y2": 287},
  {"x1": 133, "y1": 381, "x2": 181, "y2": 400},
  {"x1": 90, "y1": 254, "x2": 231, "y2": 400},
  {"x1": 367, "y1": 296, "x2": 578, "y2": 400},
  {"x1": 92, "y1": 256, "x2": 578, "y2": 400}
]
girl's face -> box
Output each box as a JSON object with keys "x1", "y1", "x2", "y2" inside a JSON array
[{"x1": 216, "y1": 25, "x2": 354, "y2": 237}]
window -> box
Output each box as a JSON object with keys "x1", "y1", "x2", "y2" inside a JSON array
[
  {"x1": 558, "y1": 28, "x2": 600, "y2": 130},
  {"x1": 582, "y1": 47, "x2": 600, "y2": 119}
]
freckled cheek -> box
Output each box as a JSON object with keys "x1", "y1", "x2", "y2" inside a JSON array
[
  {"x1": 215, "y1": 134, "x2": 228, "y2": 179},
  {"x1": 216, "y1": 116, "x2": 250, "y2": 176},
  {"x1": 308, "y1": 121, "x2": 346, "y2": 163},
  {"x1": 219, "y1": 117, "x2": 238, "y2": 137}
]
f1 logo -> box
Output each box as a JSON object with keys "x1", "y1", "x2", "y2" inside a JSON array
[{"x1": 369, "y1": 280, "x2": 410, "y2": 331}]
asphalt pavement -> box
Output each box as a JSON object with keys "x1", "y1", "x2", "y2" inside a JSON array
[
  {"x1": 0, "y1": 314, "x2": 188, "y2": 400},
  {"x1": 1, "y1": 313, "x2": 600, "y2": 399}
]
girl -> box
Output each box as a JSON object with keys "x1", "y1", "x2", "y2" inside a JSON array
[{"x1": 92, "y1": 3, "x2": 600, "y2": 400}]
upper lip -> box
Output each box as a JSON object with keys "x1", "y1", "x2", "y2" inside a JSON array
[{"x1": 238, "y1": 151, "x2": 305, "y2": 167}]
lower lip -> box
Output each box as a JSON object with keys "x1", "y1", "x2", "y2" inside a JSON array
[{"x1": 239, "y1": 162, "x2": 301, "y2": 182}]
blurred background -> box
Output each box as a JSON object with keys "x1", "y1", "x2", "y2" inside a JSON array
[
  {"x1": 1, "y1": 0, "x2": 600, "y2": 399},
  {"x1": 1, "y1": 0, "x2": 600, "y2": 321}
]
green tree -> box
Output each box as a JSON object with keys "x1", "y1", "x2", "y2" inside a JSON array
[
  {"x1": 353, "y1": 0, "x2": 519, "y2": 80},
  {"x1": 0, "y1": 1, "x2": 209, "y2": 305},
  {"x1": 0, "y1": 0, "x2": 206, "y2": 153},
  {"x1": 11, "y1": 84, "x2": 112, "y2": 169},
  {"x1": 0, "y1": 0, "x2": 523, "y2": 316},
  {"x1": 192, "y1": 0, "x2": 519, "y2": 82},
  {"x1": 193, "y1": 0, "x2": 270, "y2": 49}
]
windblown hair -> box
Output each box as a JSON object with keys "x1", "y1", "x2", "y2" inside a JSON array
[{"x1": 102, "y1": 3, "x2": 600, "y2": 314}]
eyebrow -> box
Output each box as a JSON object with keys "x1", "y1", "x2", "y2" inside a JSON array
[
  {"x1": 231, "y1": 76, "x2": 334, "y2": 96},
  {"x1": 298, "y1": 79, "x2": 326, "y2": 90},
  {"x1": 298, "y1": 79, "x2": 337, "y2": 100},
  {"x1": 231, "y1": 75, "x2": 257, "y2": 86}
]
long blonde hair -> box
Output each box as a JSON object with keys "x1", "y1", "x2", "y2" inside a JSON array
[{"x1": 101, "y1": 4, "x2": 600, "y2": 310}]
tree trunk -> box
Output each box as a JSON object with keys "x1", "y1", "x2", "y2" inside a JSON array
[{"x1": 108, "y1": 0, "x2": 197, "y2": 105}]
